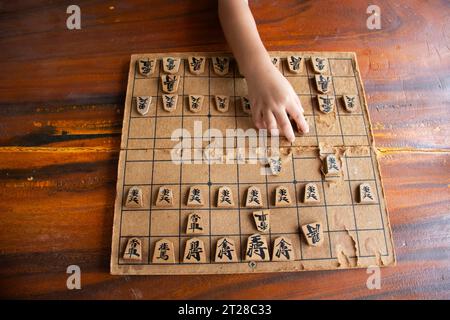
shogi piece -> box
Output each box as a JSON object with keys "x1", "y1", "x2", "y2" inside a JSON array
[
  {"x1": 183, "y1": 238, "x2": 206, "y2": 263},
  {"x1": 152, "y1": 239, "x2": 175, "y2": 264},
  {"x1": 253, "y1": 210, "x2": 270, "y2": 233},
  {"x1": 188, "y1": 56, "x2": 206, "y2": 75},
  {"x1": 215, "y1": 237, "x2": 238, "y2": 262},
  {"x1": 311, "y1": 56, "x2": 329, "y2": 74},
  {"x1": 124, "y1": 186, "x2": 143, "y2": 208},
  {"x1": 162, "y1": 94, "x2": 178, "y2": 112},
  {"x1": 241, "y1": 96, "x2": 251, "y2": 114},
  {"x1": 303, "y1": 183, "x2": 320, "y2": 203},
  {"x1": 245, "y1": 233, "x2": 270, "y2": 261},
  {"x1": 245, "y1": 186, "x2": 263, "y2": 208},
  {"x1": 136, "y1": 96, "x2": 151, "y2": 116},
  {"x1": 315, "y1": 74, "x2": 332, "y2": 94},
  {"x1": 271, "y1": 57, "x2": 280, "y2": 69},
  {"x1": 268, "y1": 156, "x2": 282, "y2": 175},
  {"x1": 137, "y1": 58, "x2": 156, "y2": 77},
  {"x1": 343, "y1": 95, "x2": 358, "y2": 112},
  {"x1": 186, "y1": 212, "x2": 205, "y2": 234},
  {"x1": 287, "y1": 55, "x2": 303, "y2": 73},
  {"x1": 323, "y1": 154, "x2": 341, "y2": 177},
  {"x1": 301, "y1": 222, "x2": 323, "y2": 247},
  {"x1": 212, "y1": 56, "x2": 230, "y2": 75},
  {"x1": 162, "y1": 57, "x2": 181, "y2": 74},
  {"x1": 275, "y1": 186, "x2": 292, "y2": 207},
  {"x1": 161, "y1": 74, "x2": 180, "y2": 93},
  {"x1": 123, "y1": 237, "x2": 142, "y2": 261},
  {"x1": 217, "y1": 186, "x2": 234, "y2": 207},
  {"x1": 214, "y1": 95, "x2": 229, "y2": 113},
  {"x1": 155, "y1": 186, "x2": 174, "y2": 207},
  {"x1": 189, "y1": 95, "x2": 204, "y2": 113},
  {"x1": 187, "y1": 186, "x2": 205, "y2": 206},
  {"x1": 272, "y1": 236, "x2": 295, "y2": 261},
  {"x1": 359, "y1": 183, "x2": 376, "y2": 203},
  {"x1": 317, "y1": 95, "x2": 335, "y2": 114}
]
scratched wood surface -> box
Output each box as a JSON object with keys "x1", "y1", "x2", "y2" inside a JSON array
[{"x1": 0, "y1": 0, "x2": 449, "y2": 299}]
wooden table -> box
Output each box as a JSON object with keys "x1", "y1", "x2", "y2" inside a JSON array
[{"x1": 0, "y1": 0, "x2": 449, "y2": 299}]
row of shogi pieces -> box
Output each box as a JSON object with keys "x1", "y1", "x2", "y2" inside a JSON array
[
  {"x1": 121, "y1": 153, "x2": 377, "y2": 263},
  {"x1": 123, "y1": 154, "x2": 377, "y2": 210},
  {"x1": 133, "y1": 55, "x2": 360, "y2": 117},
  {"x1": 122, "y1": 175, "x2": 376, "y2": 264},
  {"x1": 122, "y1": 218, "x2": 323, "y2": 264}
]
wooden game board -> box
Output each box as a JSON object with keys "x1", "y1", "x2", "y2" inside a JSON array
[{"x1": 110, "y1": 52, "x2": 396, "y2": 275}]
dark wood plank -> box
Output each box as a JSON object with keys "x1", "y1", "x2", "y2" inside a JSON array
[
  {"x1": 0, "y1": 151, "x2": 448, "y2": 299},
  {"x1": 0, "y1": 0, "x2": 449, "y2": 149}
]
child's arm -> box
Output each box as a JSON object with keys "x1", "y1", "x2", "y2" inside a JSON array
[{"x1": 218, "y1": 0, "x2": 309, "y2": 142}]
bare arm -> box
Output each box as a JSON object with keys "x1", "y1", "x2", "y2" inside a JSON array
[
  {"x1": 218, "y1": 0, "x2": 309, "y2": 141},
  {"x1": 218, "y1": 0, "x2": 268, "y2": 77}
]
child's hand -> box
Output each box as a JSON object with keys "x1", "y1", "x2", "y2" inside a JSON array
[{"x1": 245, "y1": 60, "x2": 309, "y2": 142}]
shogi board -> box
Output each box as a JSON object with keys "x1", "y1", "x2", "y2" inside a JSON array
[{"x1": 110, "y1": 52, "x2": 396, "y2": 275}]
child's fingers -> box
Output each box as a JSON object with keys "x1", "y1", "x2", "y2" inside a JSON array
[
  {"x1": 263, "y1": 110, "x2": 279, "y2": 136},
  {"x1": 252, "y1": 108, "x2": 265, "y2": 129},
  {"x1": 287, "y1": 103, "x2": 309, "y2": 134},
  {"x1": 274, "y1": 110, "x2": 295, "y2": 142},
  {"x1": 292, "y1": 92, "x2": 305, "y2": 113}
]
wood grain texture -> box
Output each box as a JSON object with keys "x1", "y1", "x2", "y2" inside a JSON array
[
  {"x1": 0, "y1": 151, "x2": 448, "y2": 299},
  {"x1": 0, "y1": 0, "x2": 449, "y2": 299}
]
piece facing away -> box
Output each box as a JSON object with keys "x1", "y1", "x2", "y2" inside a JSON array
[
  {"x1": 162, "y1": 94, "x2": 178, "y2": 112},
  {"x1": 161, "y1": 74, "x2": 180, "y2": 93},
  {"x1": 162, "y1": 57, "x2": 181, "y2": 74},
  {"x1": 343, "y1": 95, "x2": 358, "y2": 112},
  {"x1": 212, "y1": 56, "x2": 230, "y2": 76},
  {"x1": 311, "y1": 56, "x2": 329, "y2": 74},
  {"x1": 215, "y1": 95, "x2": 229, "y2": 113},
  {"x1": 241, "y1": 96, "x2": 251, "y2": 114},
  {"x1": 189, "y1": 95, "x2": 204, "y2": 113},
  {"x1": 188, "y1": 56, "x2": 206, "y2": 75},
  {"x1": 287, "y1": 55, "x2": 303, "y2": 73},
  {"x1": 136, "y1": 96, "x2": 151, "y2": 116},
  {"x1": 315, "y1": 74, "x2": 332, "y2": 94},
  {"x1": 137, "y1": 58, "x2": 156, "y2": 77},
  {"x1": 271, "y1": 56, "x2": 280, "y2": 69},
  {"x1": 317, "y1": 95, "x2": 335, "y2": 114}
]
